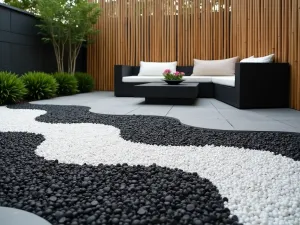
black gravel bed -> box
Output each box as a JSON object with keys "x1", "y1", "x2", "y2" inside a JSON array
[
  {"x1": 0, "y1": 132, "x2": 240, "y2": 225},
  {"x1": 8, "y1": 103, "x2": 300, "y2": 161}
]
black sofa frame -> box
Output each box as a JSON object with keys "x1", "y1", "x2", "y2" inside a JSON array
[{"x1": 114, "y1": 63, "x2": 290, "y2": 109}]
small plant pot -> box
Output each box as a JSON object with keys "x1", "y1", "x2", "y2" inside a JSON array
[{"x1": 163, "y1": 79, "x2": 184, "y2": 85}]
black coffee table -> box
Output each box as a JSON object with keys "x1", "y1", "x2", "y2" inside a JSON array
[{"x1": 134, "y1": 83, "x2": 199, "y2": 104}]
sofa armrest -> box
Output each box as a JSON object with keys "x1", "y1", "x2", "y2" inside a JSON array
[
  {"x1": 114, "y1": 65, "x2": 132, "y2": 80},
  {"x1": 114, "y1": 65, "x2": 132, "y2": 85},
  {"x1": 114, "y1": 65, "x2": 133, "y2": 96},
  {"x1": 235, "y1": 63, "x2": 290, "y2": 108}
]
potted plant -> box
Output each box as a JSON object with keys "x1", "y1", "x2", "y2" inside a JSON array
[{"x1": 163, "y1": 69, "x2": 185, "y2": 85}]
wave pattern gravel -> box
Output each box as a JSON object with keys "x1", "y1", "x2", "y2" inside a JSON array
[
  {"x1": 0, "y1": 132, "x2": 237, "y2": 225},
  {"x1": 1, "y1": 104, "x2": 300, "y2": 225},
  {"x1": 8, "y1": 103, "x2": 300, "y2": 161}
]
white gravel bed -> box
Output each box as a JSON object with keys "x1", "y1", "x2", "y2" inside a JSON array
[{"x1": 0, "y1": 107, "x2": 300, "y2": 225}]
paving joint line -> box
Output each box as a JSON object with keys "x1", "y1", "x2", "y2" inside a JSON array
[
  {"x1": 125, "y1": 106, "x2": 142, "y2": 115},
  {"x1": 165, "y1": 105, "x2": 174, "y2": 117},
  {"x1": 209, "y1": 100, "x2": 234, "y2": 128}
]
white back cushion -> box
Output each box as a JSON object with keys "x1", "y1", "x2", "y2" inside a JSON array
[
  {"x1": 240, "y1": 54, "x2": 275, "y2": 63},
  {"x1": 192, "y1": 57, "x2": 239, "y2": 76},
  {"x1": 138, "y1": 61, "x2": 177, "y2": 76},
  {"x1": 240, "y1": 56, "x2": 254, "y2": 62}
]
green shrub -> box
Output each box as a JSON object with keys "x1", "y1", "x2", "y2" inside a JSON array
[
  {"x1": 74, "y1": 72, "x2": 94, "y2": 93},
  {"x1": 52, "y1": 73, "x2": 78, "y2": 96},
  {"x1": 0, "y1": 71, "x2": 27, "y2": 105},
  {"x1": 21, "y1": 72, "x2": 58, "y2": 100}
]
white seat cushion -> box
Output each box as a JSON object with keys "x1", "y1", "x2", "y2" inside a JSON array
[
  {"x1": 212, "y1": 76, "x2": 235, "y2": 87},
  {"x1": 123, "y1": 76, "x2": 164, "y2": 83},
  {"x1": 192, "y1": 57, "x2": 239, "y2": 76},
  {"x1": 183, "y1": 76, "x2": 212, "y2": 83},
  {"x1": 123, "y1": 76, "x2": 213, "y2": 83},
  {"x1": 138, "y1": 61, "x2": 177, "y2": 76}
]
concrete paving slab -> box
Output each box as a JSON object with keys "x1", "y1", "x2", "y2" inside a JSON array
[
  {"x1": 127, "y1": 105, "x2": 172, "y2": 116},
  {"x1": 230, "y1": 120, "x2": 298, "y2": 132},
  {"x1": 168, "y1": 107, "x2": 222, "y2": 120},
  {"x1": 218, "y1": 109, "x2": 273, "y2": 122},
  {"x1": 209, "y1": 99, "x2": 236, "y2": 109},
  {"x1": 250, "y1": 108, "x2": 300, "y2": 120},
  {"x1": 89, "y1": 105, "x2": 141, "y2": 115},
  {"x1": 24, "y1": 91, "x2": 300, "y2": 132},
  {"x1": 193, "y1": 98, "x2": 216, "y2": 108},
  {"x1": 171, "y1": 117, "x2": 234, "y2": 130},
  {"x1": 279, "y1": 118, "x2": 300, "y2": 129}
]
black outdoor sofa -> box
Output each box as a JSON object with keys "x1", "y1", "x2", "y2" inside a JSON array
[{"x1": 114, "y1": 63, "x2": 290, "y2": 109}]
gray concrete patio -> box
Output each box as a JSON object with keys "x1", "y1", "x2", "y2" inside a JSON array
[{"x1": 32, "y1": 91, "x2": 300, "y2": 133}]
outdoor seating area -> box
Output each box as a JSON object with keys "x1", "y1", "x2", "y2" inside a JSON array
[
  {"x1": 114, "y1": 61, "x2": 290, "y2": 108},
  {"x1": 1, "y1": 1, "x2": 300, "y2": 225}
]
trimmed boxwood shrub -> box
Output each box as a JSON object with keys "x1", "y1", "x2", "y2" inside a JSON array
[
  {"x1": 21, "y1": 72, "x2": 58, "y2": 100},
  {"x1": 0, "y1": 71, "x2": 27, "y2": 105},
  {"x1": 52, "y1": 73, "x2": 78, "y2": 96},
  {"x1": 74, "y1": 72, "x2": 94, "y2": 93}
]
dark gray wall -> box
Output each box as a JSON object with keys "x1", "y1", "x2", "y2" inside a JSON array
[{"x1": 0, "y1": 3, "x2": 86, "y2": 74}]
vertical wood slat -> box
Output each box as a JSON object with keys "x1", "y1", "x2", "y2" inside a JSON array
[{"x1": 87, "y1": 0, "x2": 300, "y2": 110}]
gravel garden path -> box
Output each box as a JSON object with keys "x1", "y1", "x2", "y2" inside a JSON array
[{"x1": 0, "y1": 104, "x2": 299, "y2": 225}]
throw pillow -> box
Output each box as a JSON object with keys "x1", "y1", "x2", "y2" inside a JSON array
[
  {"x1": 240, "y1": 56, "x2": 254, "y2": 62},
  {"x1": 138, "y1": 61, "x2": 177, "y2": 76},
  {"x1": 240, "y1": 54, "x2": 275, "y2": 63},
  {"x1": 192, "y1": 57, "x2": 239, "y2": 76}
]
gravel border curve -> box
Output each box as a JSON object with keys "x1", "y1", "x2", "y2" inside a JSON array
[
  {"x1": 0, "y1": 132, "x2": 239, "y2": 225},
  {"x1": 8, "y1": 103, "x2": 300, "y2": 161}
]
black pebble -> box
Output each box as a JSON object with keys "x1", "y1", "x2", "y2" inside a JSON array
[
  {"x1": 111, "y1": 218, "x2": 119, "y2": 224},
  {"x1": 91, "y1": 200, "x2": 98, "y2": 206},
  {"x1": 193, "y1": 219, "x2": 203, "y2": 225},
  {"x1": 186, "y1": 204, "x2": 195, "y2": 211},
  {"x1": 87, "y1": 215, "x2": 96, "y2": 223},
  {"x1": 232, "y1": 215, "x2": 239, "y2": 222},
  {"x1": 50, "y1": 196, "x2": 57, "y2": 202},
  {"x1": 137, "y1": 207, "x2": 147, "y2": 215},
  {"x1": 165, "y1": 195, "x2": 173, "y2": 202}
]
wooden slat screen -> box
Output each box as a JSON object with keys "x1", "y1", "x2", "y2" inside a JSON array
[{"x1": 88, "y1": 0, "x2": 300, "y2": 110}]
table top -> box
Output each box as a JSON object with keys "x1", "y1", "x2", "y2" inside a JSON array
[{"x1": 135, "y1": 83, "x2": 199, "y2": 88}]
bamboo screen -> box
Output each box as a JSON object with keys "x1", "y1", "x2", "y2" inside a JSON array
[{"x1": 88, "y1": 0, "x2": 300, "y2": 110}]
